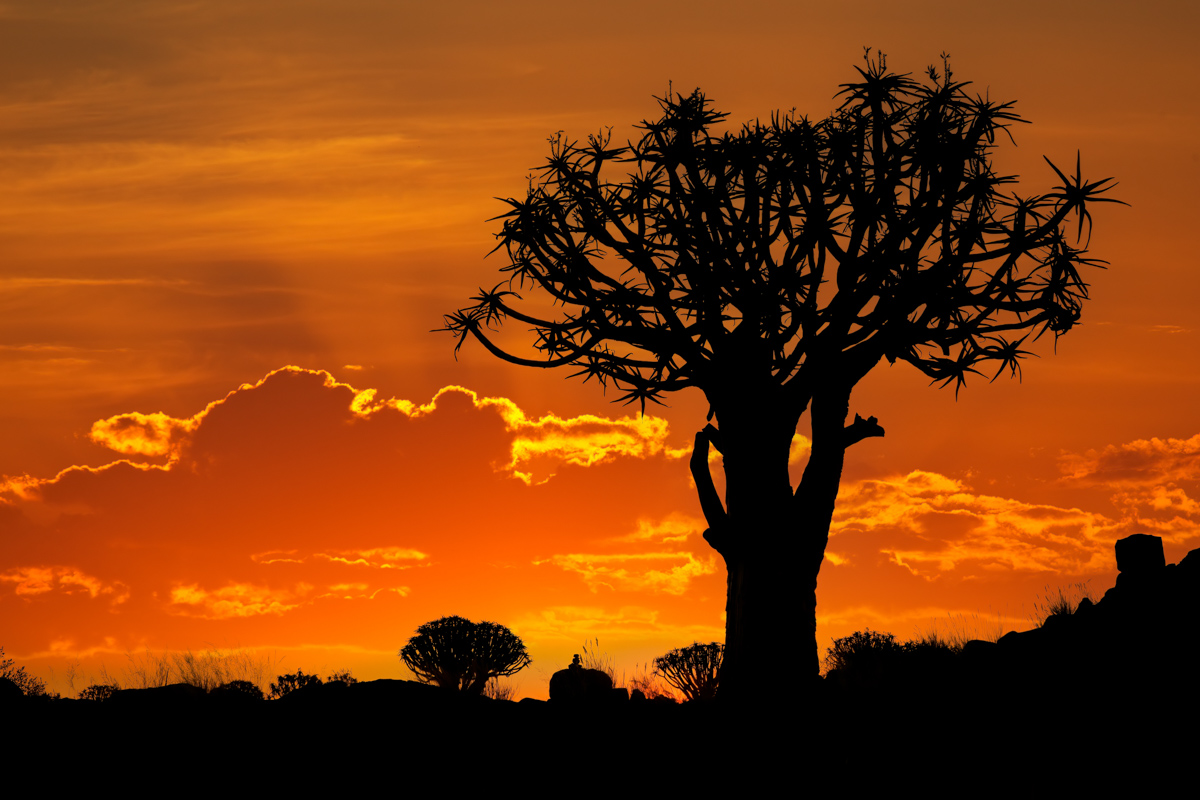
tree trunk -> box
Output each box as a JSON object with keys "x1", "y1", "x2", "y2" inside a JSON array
[
  {"x1": 704, "y1": 400, "x2": 801, "y2": 706},
  {"x1": 704, "y1": 387, "x2": 857, "y2": 705}
]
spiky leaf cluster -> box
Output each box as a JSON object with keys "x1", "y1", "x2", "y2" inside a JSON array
[
  {"x1": 442, "y1": 55, "x2": 1121, "y2": 410},
  {"x1": 399, "y1": 615, "x2": 531, "y2": 695},
  {"x1": 654, "y1": 641, "x2": 723, "y2": 702}
]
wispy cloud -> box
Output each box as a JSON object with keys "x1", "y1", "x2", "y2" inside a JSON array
[
  {"x1": 167, "y1": 581, "x2": 310, "y2": 619},
  {"x1": 0, "y1": 565, "x2": 130, "y2": 605},
  {"x1": 535, "y1": 551, "x2": 718, "y2": 595}
]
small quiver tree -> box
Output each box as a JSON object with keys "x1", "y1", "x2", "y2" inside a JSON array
[
  {"x1": 654, "y1": 642, "x2": 723, "y2": 702},
  {"x1": 400, "y1": 615, "x2": 532, "y2": 696}
]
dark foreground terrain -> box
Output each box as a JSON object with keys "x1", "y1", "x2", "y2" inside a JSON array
[{"x1": 4, "y1": 673, "x2": 1192, "y2": 790}]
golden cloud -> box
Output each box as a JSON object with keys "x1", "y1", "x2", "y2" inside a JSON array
[
  {"x1": 167, "y1": 582, "x2": 308, "y2": 619},
  {"x1": 314, "y1": 548, "x2": 428, "y2": 569},
  {"x1": 318, "y1": 584, "x2": 410, "y2": 600},
  {"x1": 617, "y1": 514, "x2": 706, "y2": 545},
  {"x1": 831, "y1": 470, "x2": 1121, "y2": 576},
  {"x1": 249, "y1": 550, "x2": 305, "y2": 565},
  {"x1": 89, "y1": 411, "x2": 197, "y2": 458},
  {"x1": 536, "y1": 551, "x2": 718, "y2": 595},
  {"x1": 0, "y1": 565, "x2": 130, "y2": 604},
  {"x1": 353, "y1": 383, "x2": 691, "y2": 484},
  {"x1": 1059, "y1": 433, "x2": 1200, "y2": 488}
]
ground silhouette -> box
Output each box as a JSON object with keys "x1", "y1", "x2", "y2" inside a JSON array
[{"x1": 5, "y1": 536, "x2": 1193, "y2": 789}]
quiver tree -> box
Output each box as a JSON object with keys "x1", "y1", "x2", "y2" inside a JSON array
[
  {"x1": 399, "y1": 615, "x2": 532, "y2": 695},
  {"x1": 654, "y1": 642, "x2": 723, "y2": 702},
  {"x1": 442, "y1": 53, "x2": 1122, "y2": 703}
]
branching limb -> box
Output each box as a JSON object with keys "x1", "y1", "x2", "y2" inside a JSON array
[{"x1": 842, "y1": 413, "x2": 885, "y2": 448}]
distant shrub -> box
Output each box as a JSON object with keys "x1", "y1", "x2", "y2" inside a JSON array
[
  {"x1": 326, "y1": 669, "x2": 357, "y2": 686},
  {"x1": 0, "y1": 646, "x2": 48, "y2": 697},
  {"x1": 79, "y1": 683, "x2": 119, "y2": 702},
  {"x1": 213, "y1": 679, "x2": 265, "y2": 701},
  {"x1": 269, "y1": 669, "x2": 323, "y2": 699},
  {"x1": 823, "y1": 629, "x2": 906, "y2": 675},
  {"x1": 653, "y1": 642, "x2": 723, "y2": 702}
]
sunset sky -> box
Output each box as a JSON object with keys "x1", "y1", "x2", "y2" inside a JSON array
[{"x1": 3, "y1": 1, "x2": 1199, "y2": 699}]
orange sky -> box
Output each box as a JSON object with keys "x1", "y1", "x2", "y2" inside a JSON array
[{"x1": 3, "y1": 1, "x2": 1199, "y2": 699}]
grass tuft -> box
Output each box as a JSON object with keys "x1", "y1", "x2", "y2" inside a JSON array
[{"x1": 1030, "y1": 582, "x2": 1095, "y2": 628}]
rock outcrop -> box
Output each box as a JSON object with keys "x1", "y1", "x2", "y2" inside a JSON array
[{"x1": 548, "y1": 654, "x2": 622, "y2": 704}]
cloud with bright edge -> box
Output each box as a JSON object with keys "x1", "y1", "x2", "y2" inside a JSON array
[{"x1": 80, "y1": 366, "x2": 691, "y2": 487}]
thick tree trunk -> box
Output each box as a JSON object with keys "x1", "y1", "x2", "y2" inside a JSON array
[
  {"x1": 702, "y1": 387, "x2": 864, "y2": 705},
  {"x1": 702, "y1": 399, "x2": 801, "y2": 707}
]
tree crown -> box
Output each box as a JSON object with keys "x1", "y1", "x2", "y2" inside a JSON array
[{"x1": 442, "y1": 54, "x2": 1122, "y2": 413}]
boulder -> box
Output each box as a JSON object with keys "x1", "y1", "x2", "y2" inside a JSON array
[
  {"x1": 548, "y1": 656, "x2": 614, "y2": 703},
  {"x1": 1115, "y1": 533, "x2": 1165, "y2": 574}
]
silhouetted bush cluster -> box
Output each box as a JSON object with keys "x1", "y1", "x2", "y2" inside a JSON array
[
  {"x1": 0, "y1": 646, "x2": 48, "y2": 697},
  {"x1": 269, "y1": 669, "x2": 322, "y2": 699},
  {"x1": 823, "y1": 629, "x2": 908, "y2": 674},
  {"x1": 79, "y1": 683, "x2": 119, "y2": 703},
  {"x1": 326, "y1": 669, "x2": 357, "y2": 686},
  {"x1": 213, "y1": 679, "x2": 265, "y2": 701}
]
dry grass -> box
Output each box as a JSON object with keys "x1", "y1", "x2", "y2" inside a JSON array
[
  {"x1": 67, "y1": 646, "x2": 279, "y2": 697},
  {"x1": 1031, "y1": 582, "x2": 1095, "y2": 628},
  {"x1": 911, "y1": 612, "x2": 1007, "y2": 653},
  {"x1": 484, "y1": 678, "x2": 517, "y2": 701},
  {"x1": 626, "y1": 664, "x2": 680, "y2": 702},
  {"x1": 579, "y1": 638, "x2": 622, "y2": 688}
]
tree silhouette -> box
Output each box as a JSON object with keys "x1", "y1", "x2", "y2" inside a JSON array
[
  {"x1": 399, "y1": 615, "x2": 531, "y2": 695},
  {"x1": 442, "y1": 52, "x2": 1122, "y2": 702},
  {"x1": 654, "y1": 642, "x2": 723, "y2": 702}
]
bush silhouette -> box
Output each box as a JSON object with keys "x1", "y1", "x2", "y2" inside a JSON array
[
  {"x1": 78, "y1": 683, "x2": 119, "y2": 702},
  {"x1": 653, "y1": 642, "x2": 723, "y2": 702},
  {"x1": 269, "y1": 669, "x2": 322, "y2": 699},
  {"x1": 823, "y1": 629, "x2": 907, "y2": 676},
  {"x1": 0, "y1": 646, "x2": 47, "y2": 697},
  {"x1": 326, "y1": 669, "x2": 357, "y2": 686},
  {"x1": 400, "y1": 615, "x2": 531, "y2": 695},
  {"x1": 213, "y1": 679, "x2": 265, "y2": 701}
]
